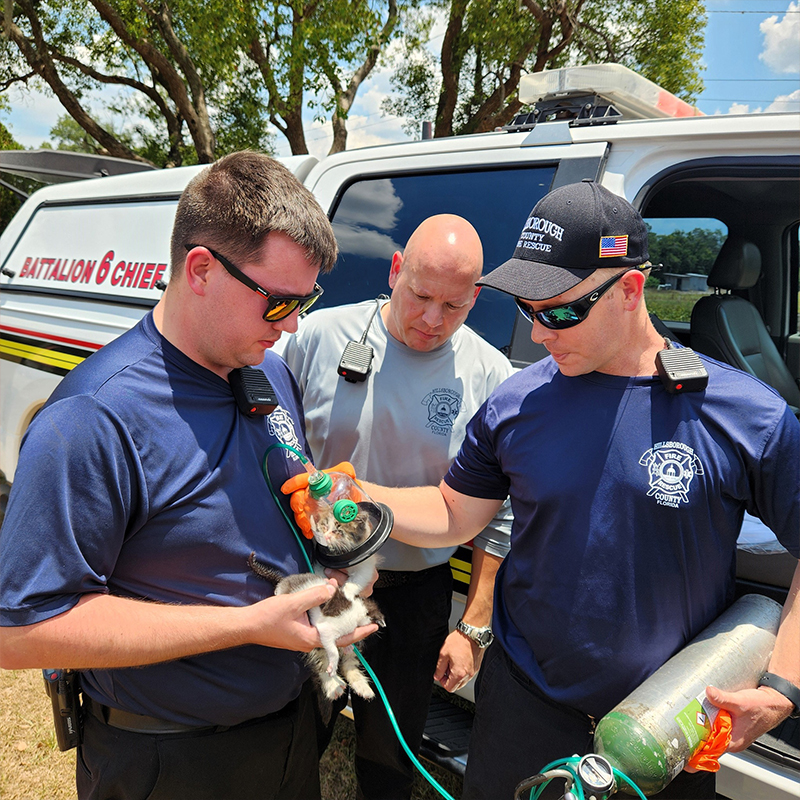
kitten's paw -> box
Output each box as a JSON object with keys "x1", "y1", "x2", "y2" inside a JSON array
[
  {"x1": 348, "y1": 677, "x2": 374, "y2": 700},
  {"x1": 342, "y1": 584, "x2": 360, "y2": 601},
  {"x1": 322, "y1": 677, "x2": 347, "y2": 701}
]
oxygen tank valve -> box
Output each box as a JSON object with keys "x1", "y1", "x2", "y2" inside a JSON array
[{"x1": 576, "y1": 754, "x2": 615, "y2": 796}]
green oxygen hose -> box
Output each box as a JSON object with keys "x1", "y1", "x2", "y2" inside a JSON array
[
  {"x1": 522, "y1": 756, "x2": 647, "y2": 800},
  {"x1": 261, "y1": 443, "x2": 314, "y2": 572},
  {"x1": 262, "y1": 443, "x2": 457, "y2": 800},
  {"x1": 264, "y1": 444, "x2": 648, "y2": 800}
]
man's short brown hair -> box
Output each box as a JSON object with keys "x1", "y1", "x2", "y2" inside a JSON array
[{"x1": 169, "y1": 151, "x2": 338, "y2": 278}]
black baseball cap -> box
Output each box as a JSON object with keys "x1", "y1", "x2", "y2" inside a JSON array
[{"x1": 478, "y1": 179, "x2": 650, "y2": 301}]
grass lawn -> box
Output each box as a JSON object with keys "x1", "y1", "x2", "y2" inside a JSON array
[
  {"x1": 0, "y1": 669, "x2": 463, "y2": 800},
  {"x1": 643, "y1": 288, "x2": 707, "y2": 324}
]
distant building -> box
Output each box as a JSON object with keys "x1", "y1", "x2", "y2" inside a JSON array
[{"x1": 660, "y1": 272, "x2": 709, "y2": 292}]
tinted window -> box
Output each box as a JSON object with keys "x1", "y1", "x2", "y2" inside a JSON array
[
  {"x1": 643, "y1": 217, "x2": 727, "y2": 324},
  {"x1": 320, "y1": 166, "x2": 556, "y2": 352}
]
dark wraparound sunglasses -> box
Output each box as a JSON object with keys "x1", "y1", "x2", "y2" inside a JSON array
[
  {"x1": 185, "y1": 244, "x2": 323, "y2": 321},
  {"x1": 515, "y1": 267, "x2": 647, "y2": 330}
]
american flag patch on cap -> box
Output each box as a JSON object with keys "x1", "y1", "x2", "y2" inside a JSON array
[{"x1": 599, "y1": 235, "x2": 628, "y2": 257}]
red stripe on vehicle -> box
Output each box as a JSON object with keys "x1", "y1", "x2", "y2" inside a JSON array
[{"x1": 0, "y1": 324, "x2": 103, "y2": 351}]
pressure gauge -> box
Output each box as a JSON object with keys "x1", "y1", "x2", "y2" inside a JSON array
[{"x1": 577, "y1": 754, "x2": 615, "y2": 795}]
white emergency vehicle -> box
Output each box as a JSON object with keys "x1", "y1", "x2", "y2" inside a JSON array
[{"x1": 1, "y1": 64, "x2": 798, "y2": 799}]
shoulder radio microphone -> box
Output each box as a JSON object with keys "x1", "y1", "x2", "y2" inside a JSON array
[
  {"x1": 338, "y1": 296, "x2": 388, "y2": 383},
  {"x1": 655, "y1": 339, "x2": 708, "y2": 394},
  {"x1": 230, "y1": 366, "x2": 278, "y2": 415}
]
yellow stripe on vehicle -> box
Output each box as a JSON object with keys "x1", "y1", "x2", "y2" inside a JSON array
[
  {"x1": 450, "y1": 556, "x2": 472, "y2": 574},
  {"x1": 451, "y1": 566, "x2": 471, "y2": 587},
  {"x1": 0, "y1": 338, "x2": 86, "y2": 371},
  {"x1": 450, "y1": 553, "x2": 472, "y2": 584}
]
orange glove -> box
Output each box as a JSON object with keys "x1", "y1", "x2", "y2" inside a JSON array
[
  {"x1": 686, "y1": 710, "x2": 732, "y2": 772},
  {"x1": 280, "y1": 462, "x2": 358, "y2": 539}
]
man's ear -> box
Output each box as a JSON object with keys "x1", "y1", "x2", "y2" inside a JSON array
[
  {"x1": 183, "y1": 247, "x2": 216, "y2": 297},
  {"x1": 470, "y1": 285, "x2": 482, "y2": 308},
  {"x1": 388, "y1": 251, "x2": 403, "y2": 289},
  {"x1": 620, "y1": 269, "x2": 646, "y2": 311}
]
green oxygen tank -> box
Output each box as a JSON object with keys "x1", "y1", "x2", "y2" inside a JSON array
[{"x1": 593, "y1": 593, "x2": 782, "y2": 796}]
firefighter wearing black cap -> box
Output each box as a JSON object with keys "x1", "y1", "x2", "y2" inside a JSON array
[{"x1": 285, "y1": 180, "x2": 800, "y2": 800}]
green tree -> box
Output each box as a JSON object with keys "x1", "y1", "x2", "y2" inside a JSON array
[
  {"x1": 47, "y1": 115, "x2": 118, "y2": 153},
  {"x1": 2, "y1": 0, "x2": 408, "y2": 162},
  {"x1": 384, "y1": 0, "x2": 706, "y2": 138},
  {"x1": 0, "y1": 117, "x2": 30, "y2": 231},
  {"x1": 243, "y1": 0, "x2": 407, "y2": 155},
  {"x1": 0, "y1": 0, "x2": 246, "y2": 165},
  {"x1": 648, "y1": 227, "x2": 726, "y2": 276}
]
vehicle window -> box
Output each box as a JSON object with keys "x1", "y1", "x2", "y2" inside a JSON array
[
  {"x1": 643, "y1": 218, "x2": 728, "y2": 324},
  {"x1": 323, "y1": 166, "x2": 557, "y2": 352}
]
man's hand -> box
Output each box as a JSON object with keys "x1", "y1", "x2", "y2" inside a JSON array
[
  {"x1": 323, "y1": 565, "x2": 378, "y2": 598},
  {"x1": 246, "y1": 581, "x2": 378, "y2": 652},
  {"x1": 435, "y1": 630, "x2": 484, "y2": 692},
  {"x1": 281, "y1": 462, "x2": 358, "y2": 538},
  {"x1": 704, "y1": 684, "x2": 794, "y2": 752}
]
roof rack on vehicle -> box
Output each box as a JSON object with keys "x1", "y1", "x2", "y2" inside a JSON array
[
  {"x1": 502, "y1": 63, "x2": 703, "y2": 133},
  {"x1": 502, "y1": 93, "x2": 623, "y2": 133}
]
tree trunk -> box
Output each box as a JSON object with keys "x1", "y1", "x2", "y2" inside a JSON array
[
  {"x1": 327, "y1": 0, "x2": 398, "y2": 155},
  {"x1": 90, "y1": 0, "x2": 216, "y2": 162},
  {"x1": 435, "y1": 0, "x2": 469, "y2": 138},
  {"x1": 247, "y1": 8, "x2": 309, "y2": 155},
  {"x1": 282, "y1": 105, "x2": 309, "y2": 155},
  {"x1": 7, "y1": 3, "x2": 152, "y2": 164}
]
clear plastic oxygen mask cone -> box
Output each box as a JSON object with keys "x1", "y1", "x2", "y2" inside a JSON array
[{"x1": 303, "y1": 465, "x2": 393, "y2": 568}]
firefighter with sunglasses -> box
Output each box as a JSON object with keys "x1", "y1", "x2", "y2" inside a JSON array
[
  {"x1": 0, "y1": 152, "x2": 378, "y2": 800},
  {"x1": 285, "y1": 180, "x2": 800, "y2": 800}
]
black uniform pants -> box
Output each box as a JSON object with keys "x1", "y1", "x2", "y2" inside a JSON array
[
  {"x1": 462, "y1": 644, "x2": 716, "y2": 800},
  {"x1": 76, "y1": 681, "x2": 321, "y2": 800},
  {"x1": 317, "y1": 562, "x2": 453, "y2": 800}
]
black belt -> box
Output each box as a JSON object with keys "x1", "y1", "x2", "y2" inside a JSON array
[{"x1": 84, "y1": 694, "x2": 229, "y2": 735}]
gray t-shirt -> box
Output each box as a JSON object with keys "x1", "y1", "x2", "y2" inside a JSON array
[{"x1": 280, "y1": 299, "x2": 515, "y2": 571}]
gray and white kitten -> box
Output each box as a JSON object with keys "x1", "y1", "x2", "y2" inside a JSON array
[{"x1": 248, "y1": 510, "x2": 384, "y2": 703}]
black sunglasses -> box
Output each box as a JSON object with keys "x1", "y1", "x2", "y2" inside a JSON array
[
  {"x1": 515, "y1": 267, "x2": 647, "y2": 330},
  {"x1": 185, "y1": 244, "x2": 323, "y2": 322}
]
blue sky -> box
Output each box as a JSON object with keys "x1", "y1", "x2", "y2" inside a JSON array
[
  {"x1": 2, "y1": 0, "x2": 798, "y2": 157},
  {"x1": 696, "y1": 0, "x2": 799, "y2": 115}
]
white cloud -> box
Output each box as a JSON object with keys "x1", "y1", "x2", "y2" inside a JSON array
[
  {"x1": 333, "y1": 178, "x2": 403, "y2": 231},
  {"x1": 725, "y1": 102, "x2": 756, "y2": 115},
  {"x1": 356, "y1": 82, "x2": 394, "y2": 117},
  {"x1": 286, "y1": 111, "x2": 409, "y2": 160},
  {"x1": 273, "y1": 72, "x2": 413, "y2": 159},
  {"x1": 767, "y1": 88, "x2": 800, "y2": 111},
  {"x1": 3, "y1": 81, "x2": 152, "y2": 151},
  {"x1": 332, "y1": 222, "x2": 402, "y2": 260},
  {"x1": 347, "y1": 118, "x2": 410, "y2": 149},
  {"x1": 759, "y1": 1, "x2": 800, "y2": 74},
  {"x1": 718, "y1": 88, "x2": 800, "y2": 116}
]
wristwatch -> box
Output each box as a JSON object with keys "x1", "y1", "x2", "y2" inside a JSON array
[
  {"x1": 456, "y1": 619, "x2": 494, "y2": 649},
  {"x1": 758, "y1": 672, "x2": 800, "y2": 719}
]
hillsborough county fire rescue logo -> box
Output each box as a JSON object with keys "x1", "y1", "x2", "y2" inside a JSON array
[
  {"x1": 639, "y1": 441, "x2": 704, "y2": 508},
  {"x1": 267, "y1": 407, "x2": 303, "y2": 461},
  {"x1": 422, "y1": 389, "x2": 462, "y2": 436}
]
